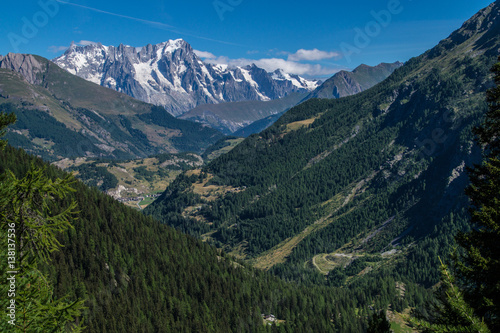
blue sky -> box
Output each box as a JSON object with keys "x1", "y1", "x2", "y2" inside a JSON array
[{"x1": 0, "y1": 0, "x2": 494, "y2": 78}]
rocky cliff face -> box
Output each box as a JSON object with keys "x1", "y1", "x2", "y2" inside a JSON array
[
  {"x1": 53, "y1": 40, "x2": 320, "y2": 116},
  {"x1": 0, "y1": 53, "x2": 46, "y2": 85}
]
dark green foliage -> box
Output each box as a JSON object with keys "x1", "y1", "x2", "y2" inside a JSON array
[
  {"x1": 0, "y1": 116, "x2": 85, "y2": 332},
  {"x1": 139, "y1": 106, "x2": 225, "y2": 153},
  {"x1": 0, "y1": 145, "x2": 397, "y2": 332},
  {"x1": 118, "y1": 115, "x2": 149, "y2": 145},
  {"x1": 408, "y1": 55, "x2": 500, "y2": 333},
  {"x1": 132, "y1": 165, "x2": 156, "y2": 181},
  {"x1": 367, "y1": 311, "x2": 391, "y2": 333},
  {"x1": 0, "y1": 111, "x2": 16, "y2": 150},
  {"x1": 68, "y1": 163, "x2": 119, "y2": 191},
  {"x1": 202, "y1": 136, "x2": 241, "y2": 160},
  {"x1": 457, "y1": 56, "x2": 500, "y2": 330},
  {"x1": 1, "y1": 103, "x2": 108, "y2": 160},
  {"x1": 344, "y1": 258, "x2": 368, "y2": 276},
  {"x1": 410, "y1": 260, "x2": 490, "y2": 332},
  {"x1": 327, "y1": 268, "x2": 346, "y2": 287}
]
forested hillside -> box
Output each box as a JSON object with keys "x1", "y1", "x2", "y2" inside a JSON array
[
  {"x1": 0, "y1": 144, "x2": 434, "y2": 332},
  {"x1": 146, "y1": 2, "x2": 500, "y2": 288}
]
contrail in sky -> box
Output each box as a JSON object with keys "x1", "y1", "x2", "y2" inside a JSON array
[{"x1": 55, "y1": 0, "x2": 245, "y2": 47}]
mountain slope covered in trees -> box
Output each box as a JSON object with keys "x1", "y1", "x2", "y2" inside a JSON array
[
  {"x1": 0, "y1": 143, "x2": 435, "y2": 332},
  {"x1": 145, "y1": 2, "x2": 500, "y2": 288}
]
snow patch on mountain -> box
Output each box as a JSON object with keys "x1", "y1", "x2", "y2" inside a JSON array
[{"x1": 53, "y1": 39, "x2": 320, "y2": 116}]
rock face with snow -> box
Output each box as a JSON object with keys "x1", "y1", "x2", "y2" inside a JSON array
[{"x1": 53, "y1": 40, "x2": 320, "y2": 116}]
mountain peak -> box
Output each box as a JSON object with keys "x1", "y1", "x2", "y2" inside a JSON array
[
  {"x1": 429, "y1": 1, "x2": 500, "y2": 58},
  {"x1": 155, "y1": 38, "x2": 190, "y2": 55},
  {"x1": 309, "y1": 61, "x2": 403, "y2": 99},
  {"x1": 459, "y1": 1, "x2": 499, "y2": 34},
  {"x1": 53, "y1": 41, "x2": 319, "y2": 116}
]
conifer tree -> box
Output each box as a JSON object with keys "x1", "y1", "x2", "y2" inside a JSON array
[
  {"x1": 410, "y1": 259, "x2": 490, "y2": 332},
  {"x1": 410, "y1": 56, "x2": 500, "y2": 333},
  {"x1": 458, "y1": 56, "x2": 500, "y2": 331},
  {"x1": 367, "y1": 310, "x2": 391, "y2": 333},
  {"x1": 0, "y1": 112, "x2": 85, "y2": 332},
  {"x1": 0, "y1": 112, "x2": 16, "y2": 150}
]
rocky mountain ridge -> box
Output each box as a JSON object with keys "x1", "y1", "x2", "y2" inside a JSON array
[
  {"x1": 308, "y1": 62, "x2": 403, "y2": 99},
  {"x1": 53, "y1": 39, "x2": 320, "y2": 116}
]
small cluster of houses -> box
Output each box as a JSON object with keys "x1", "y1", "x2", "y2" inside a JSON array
[
  {"x1": 117, "y1": 196, "x2": 143, "y2": 203},
  {"x1": 116, "y1": 193, "x2": 161, "y2": 203}
]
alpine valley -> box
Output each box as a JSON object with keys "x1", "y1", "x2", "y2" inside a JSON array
[
  {"x1": 0, "y1": 1, "x2": 499, "y2": 333},
  {"x1": 180, "y1": 62, "x2": 402, "y2": 135},
  {"x1": 145, "y1": 0, "x2": 500, "y2": 289}
]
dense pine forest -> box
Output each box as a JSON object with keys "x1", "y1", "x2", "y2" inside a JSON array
[{"x1": 0, "y1": 142, "x2": 436, "y2": 332}]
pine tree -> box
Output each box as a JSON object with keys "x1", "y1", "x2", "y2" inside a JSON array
[
  {"x1": 0, "y1": 112, "x2": 85, "y2": 332},
  {"x1": 410, "y1": 259, "x2": 490, "y2": 332},
  {"x1": 367, "y1": 310, "x2": 391, "y2": 333},
  {"x1": 458, "y1": 56, "x2": 500, "y2": 330},
  {"x1": 0, "y1": 112, "x2": 16, "y2": 150},
  {"x1": 409, "y1": 56, "x2": 500, "y2": 333}
]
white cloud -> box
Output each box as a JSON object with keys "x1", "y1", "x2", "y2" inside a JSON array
[
  {"x1": 254, "y1": 58, "x2": 338, "y2": 76},
  {"x1": 205, "y1": 56, "x2": 341, "y2": 77},
  {"x1": 201, "y1": 47, "x2": 344, "y2": 77},
  {"x1": 288, "y1": 48, "x2": 341, "y2": 62},
  {"x1": 194, "y1": 50, "x2": 216, "y2": 59},
  {"x1": 78, "y1": 40, "x2": 97, "y2": 46}
]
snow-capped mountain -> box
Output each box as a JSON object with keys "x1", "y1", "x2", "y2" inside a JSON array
[{"x1": 53, "y1": 39, "x2": 320, "y2": 116}]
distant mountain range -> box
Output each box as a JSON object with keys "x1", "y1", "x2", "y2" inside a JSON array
[
  {"x1": 308, "y1": 62, "x2": 403, "y2": 99},
  {"x1": 180, "y1": 62, "x2": 402, "y2": 135},
  {"x1": 0, "y1": 53, "x2": 223, "y2": 160},
  {"x1": 53, "y1": 40, "x2": 320, "y2": 116},
  {"x1": 179, "y1": 92, "x2": 308, "y2": 134},
  {"x1": 0, "y1": 42, "x2": 401, "y2": 162},
  {"x1": 53, "y1": 39, "x2": 403, "y2": 135}
]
